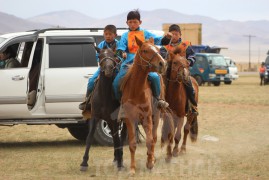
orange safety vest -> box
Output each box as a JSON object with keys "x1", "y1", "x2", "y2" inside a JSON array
[
  {"x1": 165, "y1": 41, "x2": 191, "y2": 57},
  {"x1": 128, "y1": 31, "x2": 145, "y2": 54}
]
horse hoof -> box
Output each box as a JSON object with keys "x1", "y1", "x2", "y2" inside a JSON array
[
  {"x1": 129, "y1": 169, "x2": 135, "y2": 176},
  {"x1": 165, "y1": 156, "x2": 172, "y2": 163},
  {"x1": 179, "y1": 149, "x2": 186, "y2": 155},
  {"x1": 172, "y1": 150, "x2": 179, "y2": 157},
  {"x1": 80, "y1": 166, "x2": 88, "y2": 171},
  {"x1": 146, "y1": 161, "x2": 154, "y2": 170},
  {"x1": 117, "y1": 165, "x2": 125, "y2": 171}
]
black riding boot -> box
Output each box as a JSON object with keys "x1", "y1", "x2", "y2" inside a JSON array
[
  {"x1": 79, "y1": 89, "x2": 91, "y2": 111},
  {"x1": 184, "y1": 78, "x2": 198, "y2": 116}
]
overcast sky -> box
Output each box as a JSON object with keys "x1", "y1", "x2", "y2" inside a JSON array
[{"x1": 0, "y1": 0, "x2": 268, "y2": 21}]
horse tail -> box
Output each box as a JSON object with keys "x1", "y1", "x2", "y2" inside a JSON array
[
  {"x1": 189, "y1": 76, "x2": 199, "y2": 142},
  {"x1": 190, "y1": 115, "x2": 198, "y2": 142},
  {"x1": 161, "y1": 107, "x2": 174, "y2": 147}
]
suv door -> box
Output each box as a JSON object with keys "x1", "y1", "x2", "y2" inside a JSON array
[
  {"x1": 44, "y1": 36, "x2": 98, "y2": 115},
  {"x1": 0, "y1": 35, "x2": 37, "y2": 119}
]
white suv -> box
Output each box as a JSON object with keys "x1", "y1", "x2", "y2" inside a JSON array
[
  {"x1": 224, "y1": 56, "x2": 239, "y2": 84},
  {"x1": 0, "y1": 28, "x2": 164, "y2": 145}
]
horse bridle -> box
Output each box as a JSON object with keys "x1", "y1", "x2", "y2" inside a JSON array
[
  {"x1": 136, "y1": 46, "x2": 160, "y2": 68},
  {"x1": 167, "y1": 60, "x2": 189, "y2": 84},
  {"x1": 99, "y1": 53, "x2": 121, "y2": 72}
]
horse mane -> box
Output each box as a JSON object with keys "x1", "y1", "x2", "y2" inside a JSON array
[{"x1": 119, "y1": 63, "x2": 166, "y2": 99}]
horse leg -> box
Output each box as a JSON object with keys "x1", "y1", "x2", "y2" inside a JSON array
[
  {"x1": 80, "y1": 118, "x2": 97, "y2": 171},
  {"x1": 165, "y1": 135, "x2": 173, "y2": 163},
  {"x1": 142, "y1": 117, "x2": 155, "y2": 170},
  {"x1": 180, "y1": 114, "x2": 193, "y2": 154},
  {"x1": 173, "y1": 117, "x2": 184, "y2": 157},
  {"x1": 125, "y1": 119, "x2": 137, "y2": 175},
  {"x1": 152, "y1": 114, "x2": 160, "y2": 156},
  {"x1": 111, "y1": 121, "x2": 124, "y2": 170}
]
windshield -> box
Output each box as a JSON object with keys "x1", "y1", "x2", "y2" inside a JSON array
[
  {"x1": 208, "y1": 55, "x2": 227, "y2": 66},
  {"x1": 225, "y1": 59, "x2": 236, "y2": 67},
  {"x1": 0, "y1": 37, "x2": 7, "y2": 44}
]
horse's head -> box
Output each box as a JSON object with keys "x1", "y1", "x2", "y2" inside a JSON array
[
  {"x1": 96, "y1": 45, "x2": 119, "y2": 77},
  {"x1": 135, "y1": 36, "x2": 167, "y2": 74},
  {"x1": 167, "y1": 48, "x2": 190, "y2": 83}
]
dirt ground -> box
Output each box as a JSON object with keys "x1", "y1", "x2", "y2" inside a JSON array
[{"x1": 0, "y1": 74, "x2": 268, "y2": 180}]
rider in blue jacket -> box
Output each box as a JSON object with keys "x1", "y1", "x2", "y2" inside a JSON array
[
  {"x1": 113, "y1": 9, "x2": 172, "y2": 109},
  {"x1": 79, "y1": 25, "x2": 119, "y2": 110}
]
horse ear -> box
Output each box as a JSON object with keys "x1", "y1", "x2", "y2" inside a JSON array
[
  {"x1": 149, "y1": 37, "x2": 154, "y2": 44},
  {"x1": 95, "y1": 46, "x2": 101, "y2": 53},
  {"x1": 166, "y1": 51, "x2": 174, "y2": 63},
  {"x1": 135, "y1": 36, "x2": 143, "y2": 47}
]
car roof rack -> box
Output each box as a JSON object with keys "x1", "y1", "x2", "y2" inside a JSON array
[{"x1": 30, "y1": 28, "x2": 128, "y2": 35}]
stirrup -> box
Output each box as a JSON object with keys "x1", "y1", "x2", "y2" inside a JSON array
[
  {"x1": 79, "y1": 101, "x2": 86, "y2": 110},
  {"x1": 157, "y1": 99, "x2": 169, "y2": 109}
]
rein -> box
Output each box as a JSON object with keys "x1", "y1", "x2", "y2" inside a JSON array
[
  {"x1": 167, "y1": 60, "x2": 189, "y2": 84},
  {"x1": 99, "y1": 55, "x2": 121, "y2": 72},
  {"x1": 135, "y1": 49, "x2": 159, "y2": 68}
]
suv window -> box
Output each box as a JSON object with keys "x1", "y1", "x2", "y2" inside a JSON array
[{"x1": 49, "y1": 44, "x2": 97, "y2": 68}]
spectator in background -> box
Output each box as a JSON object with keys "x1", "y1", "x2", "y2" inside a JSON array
[
  {"x1": 259, "y1": 62, "x2": 266, "y2": 86},
  {"x1": 0, "y1": 52, "x2": 5, "y2": 68},
  {"x1": 2, "y1": 46, "x2": 21, "y2": 68}
]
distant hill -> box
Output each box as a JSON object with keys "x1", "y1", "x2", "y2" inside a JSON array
[
  {"x1": 28, "y1": 10, "x2": 98, "y2": 28},
  {"x1": 0, "y1": 12, "x2": 51, "y2": 34},
  {"x1": 0, "y1": 9, "x2": 268, "y2": 62}
]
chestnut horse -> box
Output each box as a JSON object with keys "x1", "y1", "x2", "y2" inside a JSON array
[
  {"x1": 80, "y1": 46, "x2": 126, "y2": 171},
  {"x1": 119, "y1": 37, "x2": 168, "y2": 175},
  {"x1": 161, "y1": 51, "x2": 199, "y2": 162}
]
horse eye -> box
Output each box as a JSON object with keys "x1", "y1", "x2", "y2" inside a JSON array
[{"x1": 143, "y1": 50, "x2": 147, "y2": 53}]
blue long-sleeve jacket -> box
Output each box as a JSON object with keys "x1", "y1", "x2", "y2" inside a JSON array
[
  {"x1": 96, "y1": 39, "x2": 118, "y2": 63},
  {"x1": 116, "y1": 27, "x2": 163, "y2": 63}
]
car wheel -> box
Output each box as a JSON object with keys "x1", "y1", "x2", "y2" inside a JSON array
[
  {"x1": 213, "y1": 81, "x2": 221, "y2": 86},
  {"x1": 94, "y1": 120, "x2": 127, "y2": 146},
  {"x1": 67, "y1": 124, "x2": 89, "y2": 141},
  {"x1": 224, "y1": 81, "x2": 232, "y2": 85}
]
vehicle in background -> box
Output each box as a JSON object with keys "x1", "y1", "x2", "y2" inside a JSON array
[
  {"x1": 224, "y1": 57, "x2": 239, "y2": 84},
  {"x1": 0, "y1": 28, "x2": 164, "y2": 145},
  {"x1": 264, "y1": 50, "x2": 269, "y2": 84},
  {"x1": 190, "y1": 45, "x2": 231, "y2": 86},
  {"x1": 190, "y1": 53, "x2": 231, "y2": 86}
]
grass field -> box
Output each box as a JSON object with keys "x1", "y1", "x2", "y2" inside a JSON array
[{"x1": 0, "y1": 74, "x2": 269, "y2": 180}]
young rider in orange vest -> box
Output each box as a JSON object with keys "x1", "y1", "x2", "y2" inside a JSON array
[
  {"x1": 160, "y1": 24, "x2": 198, "y2": 116},
  {"x1": 113, "y1": 9, "x2": 172, "y2": 109}
]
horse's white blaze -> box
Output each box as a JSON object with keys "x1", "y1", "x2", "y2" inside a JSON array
[{"x1": 150, "y1": 45, "x2": 164, "y2": 60}]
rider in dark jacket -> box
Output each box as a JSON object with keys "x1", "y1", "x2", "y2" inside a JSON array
[{"x1": 160, "y1": 24, "x2": 198, "y2": 116}]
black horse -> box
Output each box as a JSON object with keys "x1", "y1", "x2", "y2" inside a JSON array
[{"x1": 80, "y1": 45, "x2": 126, "y2": 171}]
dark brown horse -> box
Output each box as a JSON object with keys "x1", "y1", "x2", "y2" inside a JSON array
[
  {"x1": 80, "y1": 46, "x2": 126, "y2": 171},
  {"x1": 119, "y1": 37, "x2": 169, "y2": 175},
  {"x1": 161, "y1": 51, "x2": 199, "y2": 162}
]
